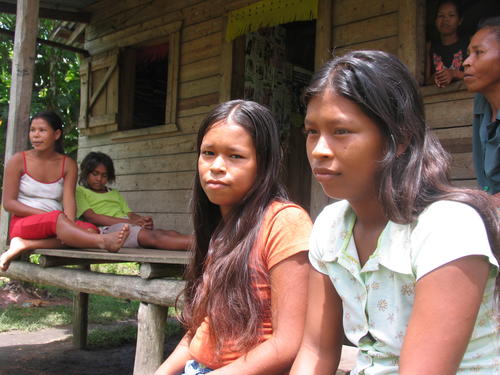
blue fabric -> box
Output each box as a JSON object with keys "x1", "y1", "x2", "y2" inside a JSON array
[
  {"x1": 472, "y1": 93, "x2": 500, "y2": 194},
  {"x1": 181, "y1": 360, "x2": 213, "y2": 375}
]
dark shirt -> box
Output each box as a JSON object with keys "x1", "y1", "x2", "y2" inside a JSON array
[
  {"x1": 472, "y1": 94, "x2": 500, "y2": 195},
  {"x1": 430, "y1": 37, "x2": 468, "y2": 74}
]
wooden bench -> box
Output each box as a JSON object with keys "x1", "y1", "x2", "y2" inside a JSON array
[{"x1": 0, "y1": 248, "x2": 190, "y2": 375}]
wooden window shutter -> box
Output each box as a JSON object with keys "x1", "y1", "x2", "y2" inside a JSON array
[{"x1": 78, "y1": 49, "x2": 119, "y2": 134}]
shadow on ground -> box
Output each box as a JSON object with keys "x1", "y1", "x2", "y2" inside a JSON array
[{"x1": 0, "y1": 332, "x2": 182, "y2": 375}]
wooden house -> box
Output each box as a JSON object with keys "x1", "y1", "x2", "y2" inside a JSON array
[
  {"x1": 71, "y1": 0, "x2": 500, "y2": 225},
  {"x1": 2, "y1": 0, "x2": 498, "y2": 232}
]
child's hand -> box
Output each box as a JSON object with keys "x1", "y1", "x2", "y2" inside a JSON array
[
  {"x1": 434, "y1": 68, "x2": 454, "y2": 87},
  {"x1": 131, "y1": 215, "x2": 154, "y2": 229},
  {"x1": 141, "y1": 216, "x2": 154, "y2": 230}
]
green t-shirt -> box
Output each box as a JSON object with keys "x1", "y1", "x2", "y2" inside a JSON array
[{"x1": 76, "y1": 185, "x2": 131, "y2": 219}]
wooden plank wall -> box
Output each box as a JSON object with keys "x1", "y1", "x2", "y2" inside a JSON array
[
  {"x1": 78, "y1": 0, "x2": 257, "y2": 233},
  {"x1": 423, "y1": 84, "x2": 476, "y2": 189},
  {"x1": 332, "y1": 0, "x2": 477, "y2": 190},
  {"x1": 78, "y1": 0, "x2": 478, "y2": 233},
  {"x1": 332, "y1": 0, "x2": 399, "y2": 56}
]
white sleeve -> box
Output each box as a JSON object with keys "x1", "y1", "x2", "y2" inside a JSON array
[
  {"x1": 411, "y1": 201, "x2": 498, "y2": 280},
  {"x1": 307, "y1": 202, "x2": 349, "y2": 275},
  {"x1": 308, "y1": 217, "x2": 329, "y2": 275}
]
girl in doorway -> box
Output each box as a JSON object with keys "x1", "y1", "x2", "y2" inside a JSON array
[
  {"x1": 76, "y1": 151, "x2": 192, "y2": 250},
  {"x1": 0, "y1": 111, "x2": 129, "y2": 271},
  {"x1": 291, "y1": 51, "x2": 499, "y2": 374},
  {"x1": 426, "y1": 0, "x2": 469, "y2": 87},
  {"x1": 154, "y1": 100, "x2": 312, "y2": 375}
]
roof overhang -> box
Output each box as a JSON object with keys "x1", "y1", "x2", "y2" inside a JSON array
[{"x1": 0, "y1": 0, "x2": 99, "y2": 22}]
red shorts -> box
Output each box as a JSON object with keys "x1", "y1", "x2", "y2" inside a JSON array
[{"x1": 9, "y1": 210, "x2": 97, "y2": 240}]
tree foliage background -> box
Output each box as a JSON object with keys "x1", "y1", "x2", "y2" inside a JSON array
[{"x1": 0, "y1": 14, "x2": 81, "y2": 193}]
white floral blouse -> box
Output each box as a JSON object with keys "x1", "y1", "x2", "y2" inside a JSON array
[{"x1": 309, "y1": 200, "x2": 499, "y2": 375}]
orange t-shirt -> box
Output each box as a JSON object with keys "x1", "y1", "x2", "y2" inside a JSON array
[{"x1": 188, "y1": 201, "x2": 312, "y2": 369}]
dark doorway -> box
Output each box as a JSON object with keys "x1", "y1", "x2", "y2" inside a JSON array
[{"x1": 231, "y1": 21, "x2": 315, "y2": 211}]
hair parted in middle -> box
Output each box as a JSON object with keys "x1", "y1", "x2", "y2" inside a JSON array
[
  {"x1": 181, "y1": 99, "x2": 288, "y2": 355},
  {"x1": 78, "y1": 151, "x2": 116, "y2": 187},
  {"x1": 304, "y1": 50, "x2": 499, "y2": 255}
]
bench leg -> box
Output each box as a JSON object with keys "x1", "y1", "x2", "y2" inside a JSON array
[
  {"x1": 133, "y1": 302, "x2": 168, "y2": 375},
  {"x1": 73, "y1": 291, "x2": 89, "y2": 349},
  {"x1": 72, "y1": 265, "x2": 90, "y2": 349}
]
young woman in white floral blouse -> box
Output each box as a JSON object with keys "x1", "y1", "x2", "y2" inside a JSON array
[{"x1": 291, "y1": 50, "x2": 499, "y2": 375}]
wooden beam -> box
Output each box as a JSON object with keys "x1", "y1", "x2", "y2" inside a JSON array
[
  {"x1": 133, "y1": 303, "x2": 168, "y2": 375},
  {"x1": 219, "y1": 15, "x2": 233, "y2": 102},
  {"x1": 0, "y1": 261, "x2": 186, "y2": 306},
  {"x1": 398, "y1": 0, "x2": 426, "y2": 84},
  {"x1": 310, "y1": 0, "x2": 333, "y2": 219},
  {"x1": 0, "y1": 2, "x2": 91, "y2": 23},
  {"x1": 0, "y1": 28, "x2": 89, "y2": 56},
  {"x1": 67, "y1": 23, "x2": 86, "y2": 45},
  {"x1": 38, "y1": 255, "x2": 122, "y2": 268},
  {"x1": 315, "y1": 0, "x2": 332, "y2": 69},
  {"x1": 0, "y1": 0, "x2": 39, "y2": 250},
  {"x1": 139, "y1": 263, "x2": 185, "y2": 279}
]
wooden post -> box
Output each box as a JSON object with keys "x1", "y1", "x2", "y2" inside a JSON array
[
  {"x1": 219, "y1": 15, "x2": 233, "y2": 102},
  {"x1": 314, "y1": 0, "x2": 333, "y2": 68},
  {"x1": 310, "y1": 0, "x2": 333, "y2": 219},
  {"x1": 73, "y1": 291, "x2": 89, "y2": 349},
  {"x1": 0, "y1": 0, "x2": 39, "y2": 249},
  {"x1": 73, "y1": 265, "x2": 90, "y2": 349},
  {"x1": 133, "y1": 302, "x2": 168, "y2": 375},
  {"x1": 398, "y1": 0, "x2": 426, "y2": 84}
]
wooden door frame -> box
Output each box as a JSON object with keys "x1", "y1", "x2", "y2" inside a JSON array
[{"x1": 219, "y1": 0, "x2": 333, "y2": 218}]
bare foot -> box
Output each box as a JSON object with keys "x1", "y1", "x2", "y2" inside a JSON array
[
  {"x1": 0, "y1": 237, "x2": 30, "y2": 271},
  {"x1": 0, "y1": 252, "x2": 10, "y2": 271},
  {"x1": 100, "y1": 224, "x2": 129, "y2": 253}
]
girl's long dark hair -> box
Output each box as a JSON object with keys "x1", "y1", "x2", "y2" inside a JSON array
[
  {"x1": 181, "y1": 100, "x2": 287, "y2": 355},
  {"x1": 304, "y1": 50, "x2": 499, "y2": 258},
  {"x1": 30, "y1": 110, "x2": 64, "y2": 154}
]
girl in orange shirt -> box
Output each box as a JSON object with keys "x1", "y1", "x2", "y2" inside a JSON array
[{"x1": 155, "y1": 100, "x2": 312, "y2": 375}]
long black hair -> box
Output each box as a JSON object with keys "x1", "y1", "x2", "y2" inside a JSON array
[
  {"x1": 30, "y1": 110, "x2": 64, "y2": 154},
  {"x1": 78, "y1": 151, "x2": 116, "y2": 187},
  {"x1": 182, "y1": 100, "x2": 288, "y2": 354},
  {"x1": 304, "y1": 50, "x2": 499, "y2": 256}
]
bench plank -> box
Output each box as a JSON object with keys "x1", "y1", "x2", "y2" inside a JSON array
[{"x1": 33, "y1": 247, "x2": 190, "y2": 265}]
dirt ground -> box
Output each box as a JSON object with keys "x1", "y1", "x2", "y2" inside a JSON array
[
  {"x1": 0, "y1": 281, "x2": 356, "y2": 375},
  {"x1": 0, "y1": 332, "x2": 182, "y2": 375},
  {"x1": 0, "y1": 281, "x2": 181, "y2": 375}
]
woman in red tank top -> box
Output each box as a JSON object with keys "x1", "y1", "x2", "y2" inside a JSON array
[{"x1": 0, "y1": 111, "x2": 129, "y2": 271}]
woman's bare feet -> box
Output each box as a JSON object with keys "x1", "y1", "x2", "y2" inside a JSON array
[
  {"x1": 0, "y1": 237, "x2": 30, "y2": 271},
  {"x1": 100, "y1": 224, "x2": 129, "y2": 253}
]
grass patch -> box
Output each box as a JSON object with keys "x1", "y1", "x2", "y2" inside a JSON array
[
  {"x1": 91, "y1": 262, "x2": 140, "y2": 275},
  {"x1": 0, "y1": 277, "x2": 8, "y2": 288},
  {"x1": 0, "y1": 304, "x2": 72, "y2": 332},
  {"x1": 88, "y1": 324, "x2": 138, "y2": 348},
  {"x1": 0, "y1": 287, "x2": 141, "y2": 332}
]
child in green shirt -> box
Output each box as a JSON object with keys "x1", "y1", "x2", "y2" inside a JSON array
[{"x1": 76, "y1": 152, "x2": 192, "y2": 250}]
